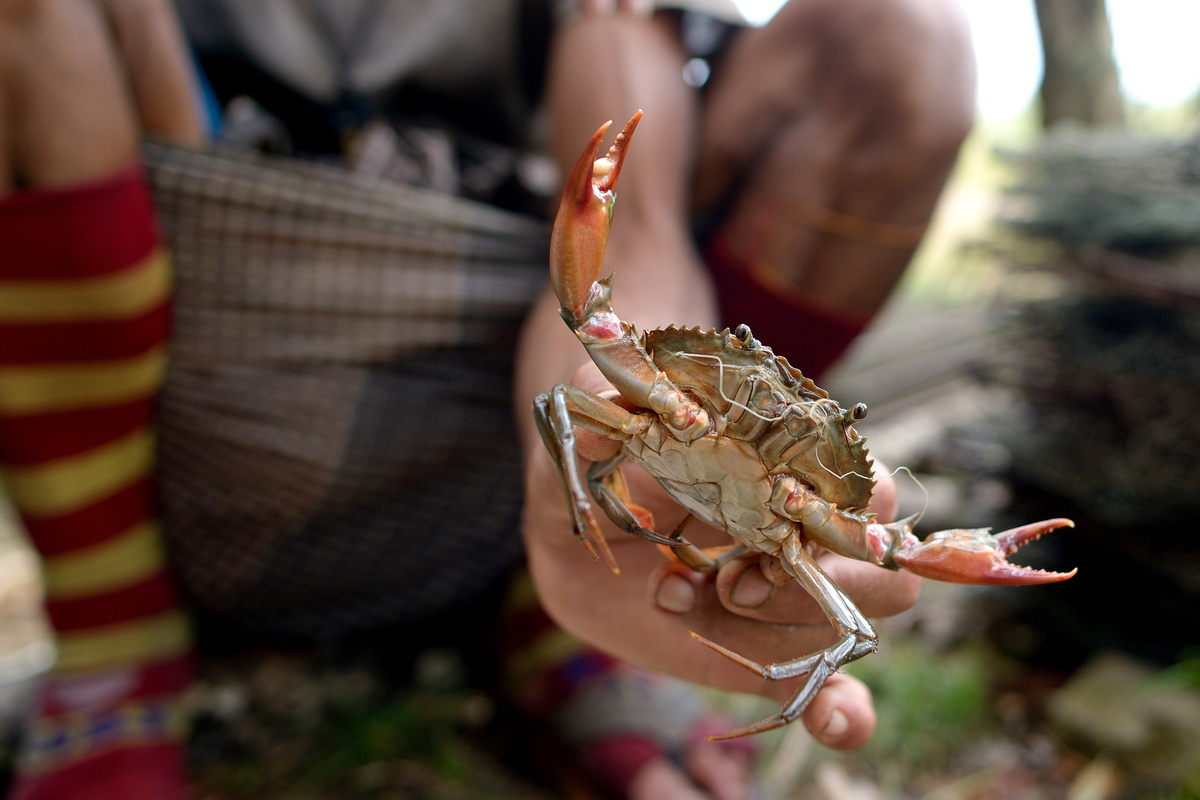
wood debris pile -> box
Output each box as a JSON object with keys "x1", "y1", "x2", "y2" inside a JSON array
[{"x1": 993, "y1": 128, "x2": 1200, "y2": 529}]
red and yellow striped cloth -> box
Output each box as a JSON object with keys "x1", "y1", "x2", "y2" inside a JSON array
[{"x1": 0, "y1": 164, "x2": 190, "y2": 798}]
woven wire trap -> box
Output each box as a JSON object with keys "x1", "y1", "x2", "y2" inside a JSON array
[{"x1": 144, "y1": 142, "x2": 549, "y2": 642}]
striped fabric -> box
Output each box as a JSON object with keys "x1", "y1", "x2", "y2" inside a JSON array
[{"x1": 0, "y1": 165, "x2": 191, "y2": 780}]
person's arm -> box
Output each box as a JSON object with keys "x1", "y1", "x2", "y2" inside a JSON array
[
  {"x1": 99, "y1": 0, "x2": 205, "y2": 146},
  {"x1": 515, "y1": 7, "x2": 920, "y2": 750}
]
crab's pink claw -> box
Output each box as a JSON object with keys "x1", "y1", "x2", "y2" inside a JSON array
[
  {"x1": 891, "y1": 518, "x2": 1077, "y2": 585},
  {"x1": 550, "y1": 110, "x2": 643, "y2": 323}
]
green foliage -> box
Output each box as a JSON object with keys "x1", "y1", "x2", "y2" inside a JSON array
[
  {"x1": 1161, "y1": 653, "x2": 1200, "y2": 692},
  {"x1": 1173, "y1": 761, "x2": 1200, "y2": 800},
  {"x1": 845, "y1": 640, "x2": 993, "y2": 775},
  {"x1": 194, "y1": 687, "x2": 508, "y2": 800},
  {"x1": 292, "y1": 692, "x2": 468, "y2": 793}
]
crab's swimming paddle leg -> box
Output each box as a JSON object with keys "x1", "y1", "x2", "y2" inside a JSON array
[{"x1": 692, "y1": 534, "x2": 879, "y2": 740}]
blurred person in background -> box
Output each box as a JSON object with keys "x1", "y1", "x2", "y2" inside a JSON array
[{"x1": 0, "y1": 1, "x2": 973, "y2": 798}]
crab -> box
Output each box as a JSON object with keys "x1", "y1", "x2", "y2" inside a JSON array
[{"x1": 533, "y1": 111, "x2": 1077, "y2": 740}]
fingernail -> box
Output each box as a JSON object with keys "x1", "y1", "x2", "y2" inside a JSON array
[
  {"x1": 729, "y1": 568, "x2": 774, "y2": 608},
  {"x1": 656, "y1": 573, "x2": 695, "y2": 614},
  {"x1": 821, "y1": 709, "x2": 849, "y2": 740}
]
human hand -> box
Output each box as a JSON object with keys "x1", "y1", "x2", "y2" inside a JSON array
[{"x1": 523, "y1": 359, "x2": 921, "y2": 755}]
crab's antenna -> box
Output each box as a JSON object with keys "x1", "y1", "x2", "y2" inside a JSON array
[
  {"x1": 812, "y1": 446, "x2": 875, "y2": 483},
  {"x1": 888, "y1": 464, "x2": 931, "y2": 521},
  {"x1": 813, "y1": 452, "x2": 932, "y2": 522}
]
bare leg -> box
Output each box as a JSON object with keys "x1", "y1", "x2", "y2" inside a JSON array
[
  {"x1": 696, "y1": 0, "x2": 976, "y2": 314},
  {"x1": 0, "y1": 0, "x2": 201, "y2": 193}
]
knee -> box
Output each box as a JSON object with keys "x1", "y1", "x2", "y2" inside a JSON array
[
  {"x1": 0, "y1": 0, "x2": 145, "y2": 187},
  {"x1": 779, "y1": 0, "x2": 977, "y2": 165},
  {"x1": 879, "y1": 0, "x2": 978, "y2": 157},
  {"x1": 0, "y1": 0, "x2": 35, "y2": 30}
]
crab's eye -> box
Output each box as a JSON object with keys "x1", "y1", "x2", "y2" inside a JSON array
[
  {"x1": 734, "y1": 324, "x2": 753, "y2": 345},
  {"x1": 851, "y1": 403, "x2": 868, "y2": 421}
]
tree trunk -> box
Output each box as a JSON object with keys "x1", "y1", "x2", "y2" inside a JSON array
[{"x1": 1034, "y1": 0, "x2": 1124, "y2": 128}]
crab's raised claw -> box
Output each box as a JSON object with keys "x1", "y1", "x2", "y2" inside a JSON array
[
  {"x1": 550, "y1": 110, "x2": 643, "y2": 324},
  {"x1": 891, "y1": 518, "x2": 1077, "y2": 585}
]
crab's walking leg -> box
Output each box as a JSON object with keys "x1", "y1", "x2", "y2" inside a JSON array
[
  {"x1": 587, "y1": 454, "x2": 691, "y2": 548},
  {"x1": 692, "y1": 533, "x2": 878, "y2": 740},
  {"x1": 533, "y1": 383, "x2": 658, "y2": 573},
  {"x1": 587, "y1": 458, "x2": 749, "y2": 572},
  {"x1": 533, "y1": 387, "x2": 611, "y2": 569},
  {"x1": 656, "y1": 515, "x2": 752, "y2": 574}
]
